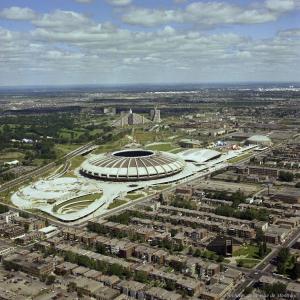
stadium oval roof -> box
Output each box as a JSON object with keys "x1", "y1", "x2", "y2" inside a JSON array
[
  {"x1": 246, "y1": 135, "x2": 272, "y2": 145},
  {"x1": 80, "y1": 149, "x2": 185, "y2": 181},
  {"x1": 177, "y1": 148, "x2": 221, "y2": 164}
]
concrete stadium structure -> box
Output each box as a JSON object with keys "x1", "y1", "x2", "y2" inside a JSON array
[
  {"x1": 245, "y1": 135, "x2": 272, "y2": 147},
  {"x1": 11, "y1": 145, "x2": 256, "y2": 223},
  {"x1": 178, "y1": 148, "x2": 221, "y2": 164},
  {"x1": 80, "y1": 149, "x2": 185, "y2": 182}
]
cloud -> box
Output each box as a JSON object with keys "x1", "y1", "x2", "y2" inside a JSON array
[
  {"x1": 174, "y1": 0, "x2": 187, "y2": 4},
  {"x1": 122, "y1": 0, "x2": 298, "y2": 27},
  {"x1": 32, "y1": 10, "x2": 92, "y2": 30},
  {"x1": 123, "y1": 8, "x2": 182, "y2": 26},
  {"x1": 265, "y1": 0, "x2": 295, "y2": 12},
  {"x1": 278, "y1": 28, "x2": 300, "y2": 38},
  {"x1": 0, "y1": 6, "x2": 36, "y2": 21},
  {"x1": 0, "y1": 4, "x2": 299, "y2": 85},
  {"x1": 106, "y1": 0, "x2": 132, "y2": 6}
]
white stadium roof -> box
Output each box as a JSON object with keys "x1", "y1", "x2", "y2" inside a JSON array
[
  {"x1": 178, "y1": 148, "x2": 221, "y2": 164},
  {"x1": 246, "y1": 135, "x2": 271, "y2": 143},
  {"x1": 80, "y1": 149, "x2": 185, "y2": 181}
]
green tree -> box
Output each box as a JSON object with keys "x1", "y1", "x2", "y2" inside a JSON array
[
  {"x1": 279, "y1": 171, "x2": 294, "y2": 182},
  {"x1": 263, "y1": 282, "x2": 287, "y2": 299},
  {"x1": 277, "y1": 247, "x2": 290, "y2": 274}
]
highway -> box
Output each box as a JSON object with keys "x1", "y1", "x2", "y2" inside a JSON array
[
  {"x1": 0, "y1": 141, "x2": 97, "y2": 227},
  {"x1": 0, "y1": 145, "x2": 258, "y2": 227},
  {"x1": 0, "y1": 141, "x2": 95, "y2": 193}
]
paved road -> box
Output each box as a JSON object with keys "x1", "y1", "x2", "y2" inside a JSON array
[
  {"x1": 0, "y1": 142, "x2": 97, "y2": 227},
  {"x1": 227, "y1": 227, "x2": 300, "y2": 299},
  {"x1": 82, "y1": 163, "x2": 230, "y2": 224}
]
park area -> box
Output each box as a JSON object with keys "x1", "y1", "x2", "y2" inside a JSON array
[{"x1": 230, "y1": 244, "x2": 271, "y2": 269}]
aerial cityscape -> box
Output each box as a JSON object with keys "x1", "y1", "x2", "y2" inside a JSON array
[{"x1": 0, "y1": 0, "x2": 300, "y2": 300}]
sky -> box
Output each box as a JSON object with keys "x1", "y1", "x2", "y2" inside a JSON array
[{"x1": 0, "y1": 0, "x2": 299, "y2": 86}]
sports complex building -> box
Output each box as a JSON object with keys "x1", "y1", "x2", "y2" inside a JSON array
[
  {"x1": 11, "y1": 146, "x2": 255, "y2": 223},
  {"x1": 80, "y1": 149, "x2": 185, "y2": 181}
]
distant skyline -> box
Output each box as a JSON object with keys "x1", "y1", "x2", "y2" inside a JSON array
[{"x1": 0, "y1": 0, "x2": 299, "y2": 86}]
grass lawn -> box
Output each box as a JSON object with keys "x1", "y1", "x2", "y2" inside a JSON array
[
  {"x1": 0, "y1": 151, "x2": 25, "y2": 163},
  {"x1": 32, "y1": 158, "x2": 51, "y2": 167},
  {"x1": 58, "y1": 128, "x2": 86, "y2": 140},
  {"x1": 0, "y1": 190, "x2": 16, "y2": 204},
  {"x1": 126, "y1": 193, "x2": 143, "y2": 201},
  {"x1": 63, "y1": 155, "x2": 86, "y2": 177},
  {"x1": 145, "y1": 143, "x2": 175, "y2": 152},
  {"x1": 233, "y1": 245, "x2": 259, "y2": 258},
  {"x1": 94, "y1": 139, "x2": 129, "y2": 154},
  {"x1": 69, "y1": 155, "x2": 86, "y2": 169},
  {"x1": 228, "y1": 152, "x2": 253, "y2": 164},
  {"x1": 108, "y1": 199, "x2": 127, "y2": 209},
  {"x1": 152, "y1": 184, "x2": 172, "y2": 191},
  {"x1": 53, "y1": 192, "x2": 102, "y2": 212},
  {"x1": 233, "y1": 244, "x2": 271, "y2": 268},
  {"x1": 134, "y1": 129, "x2": 177, "y2": 146},
  {"x1": 170, "y1": 148, "x2": 184, "y2": 154},
  {"x1": 134, "y1": 131, "x2": 159, "y2": 144},
  {"x1": 55, "y1": 144, "x2": 83, "y2": 157},
  {"x1": 89, "y1": 128, "x2": 102, "y2": 136},
  {"x1": 236, "y1": 258, "x2": 259, "y2": 268},
  {"x1": 74, "y1": 192, "x2": 103, "y2": 202},
  {"x1": 233, "y1": 244, "x2": 271, "y2": 259}
]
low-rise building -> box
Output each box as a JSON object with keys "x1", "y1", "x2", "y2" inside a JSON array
[
  {"x1": 3, "y1": 250, "x2": 55, "y2": 277},
  {"x1": 144, "y1": 287, "x2": 182, "y2": 300},
  {"x1": 117, "y1": 280, "x2": 146, "y2": 299},
  {"x1": 265, "y1": 225, "x2": 289, "y2": 244}
]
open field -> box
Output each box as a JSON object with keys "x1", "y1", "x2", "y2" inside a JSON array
[
  {"x1": 236, "y1": 258, "x2": 259, "y2": 268},
  {"x1": 0, "y1": 151, "x2": 25, "y2": 163},
  {"x1": 108, "y1": 199, "x2": 127, "y2": 209},
  {"x1": 55, "y1": 144, "x2": 84, "y2": 157},
  {"x1": 233, "y1": 245, "x2": 260, "y2": 258},
  {"x1": 126, "y1": 193, "x2": 143, "y2": 201},
  {"x1": 53, "y1": 192, "x2": 102, "y2": 213},
  {"x1": 145, "y1": 142, "x2": 175, "y2": 152},
  {"x1": 233, "y1": 244, "x2": 271, "y2": 269},
  {"x1": 63, "y1": 155, "x2": 86, "y2": 177},
  {"x1": 228, "y1": 152, "x2": 253, "y2": 163}
]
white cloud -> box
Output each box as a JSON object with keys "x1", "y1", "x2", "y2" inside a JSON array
[
  {"x1": 32, "y1": 10, "x2": 92, "y2": 30},
  {"x1": 123, "y1": 8, "x2": 182, "y2": 26},
  {"x1": 0, "y1": 6, "x2": 36, "y2": 21},
  {"x1": 174, "y1": 0, "x2": 187, "y2": 4},
  {"x1": 265, "y1": 0, "x2": 295, "y2": 12},
  {"x1": 122, "y1": 0, "x2": 298, "y2": 27},
  {"x1": 0, "y1": 4, "x2": 299, "y2": 85},
  {"x1": 106, "y1": 0, "x2": 132, "y2": 6},
  {"x1": 74, "y1": 0, "x2": 94, "y2": 3}
]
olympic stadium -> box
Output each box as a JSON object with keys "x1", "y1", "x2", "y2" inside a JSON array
[
  {"x1": 80, "y1": 149, "x2": 185, "y2": 181},
  {"x1": 11, "y1": 146, "x2": 255, "y2": 222}
]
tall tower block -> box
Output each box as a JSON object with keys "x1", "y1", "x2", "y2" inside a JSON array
[{"x1": 150, "y1": 106, "x2": 161, "y2": 123}]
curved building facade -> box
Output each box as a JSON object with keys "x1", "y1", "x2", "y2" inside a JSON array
[
  {"x1": 178, "y1": 148, "x2": 221, "y2": 164},
  {"x1": 80, "y1": 149, "x2": 185, "y2": 181},
  {"x1": 245, "y1": 135, "x2": 272, "y2": 146}
]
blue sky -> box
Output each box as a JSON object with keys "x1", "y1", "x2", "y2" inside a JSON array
[{"x1": 0, "y1": 0, "x2": 299, "y2": 86}]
